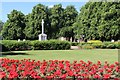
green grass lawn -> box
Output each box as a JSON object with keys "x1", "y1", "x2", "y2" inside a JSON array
[{"x1": 0, "y1": 49, "x2": 118, "y2": 64}]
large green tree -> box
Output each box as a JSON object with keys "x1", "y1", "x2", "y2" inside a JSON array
[
  {"x1": 74, "y1": 1, "x2": 120, "y2": 41},
  {"x1": 24, "y1": 4, "x2": 50, "y2": 40},
  {"x1": 59, "y1": 5, "x2": 78, "y2": 41},
  {"x1": 1, "y1": 10, "x2": 26, "y2": 40},
  {"x1": 49, "y1": 4, "x2": 64, "y2": 39},
  {"x1": 0, "y1": 20, "x2": 4, "y2": 32}
]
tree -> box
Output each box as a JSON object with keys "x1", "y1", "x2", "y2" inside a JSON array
[
  {"x1": 1, "y1": 10, "x2": 26, "y2": 40},
  {"x1": 74, "y1": 1, "x2": 120, "y2": 41},
  {"x1": 24, "y1": 4, "x2": 50, "y2": 40},
  {"x1": 0, "y1": 20, "x2": 4, "y2": 33},
  {"x1": 59, "y1": 26, "x2": 74, "y2": 41},
  {"x1": 59, "y1": 5, "x2": 78, "y2": 41},
  {"x1": 49, "y1": 4, "x2": 64, "y2": 39}
]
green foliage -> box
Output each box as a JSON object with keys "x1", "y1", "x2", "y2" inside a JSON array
[
  {"x1": 1, "y1": 2, "x2": 119, "y2": 41},
  {"x1": 1, "y1": 4, "x2": 78, "y2": 40},
  {"x1": 24, "y1": 4, "x2": 49, "y2": 40},
  {"x1": 49, "y1": 4, "x2": 64, "y2": 39},
  {"x1": 91, "y1": 43, "x2": 103, "y2": 48},
  {"x1": 74, "y1": 2, "x2": 120, "y2": 41},
  {"x1": 0, "y1": 43, "x2": 9, "y2": 52},
  {"x1": 0, "y1": 20, "x2": 4, "y2": 33},
  {"x1": 81, "y1": 44, "x2": 94, "y2": 49},
  {"x1": 59, "y1": 5, "x2": 78, "y2": 41},
  {"x1": 2, "y1": 40, "x2": 32, "y2": 51},
  {"x1": 100, "y1": 42, "x2": 118, "y2": 49},
  {"x1": 106, "y1": 44, "x2": 116, "y2": 49},
  {"x1": 71, "y1": 42, "x2": 79, "y2": 46},
  {"x1": 31, "y1": 40, "x2": 71, "y2": 50},
  {"x1": 1, "y1": 40, "x2": 71, "y2": 51},
  {"x1": 1, "y1": 10, "x2": 26, "y2": 40},
  {"x1": 78, "y1": 42, "x2": 119, "y2": 49},
  {"x1": 59, "y1": 26, "x2": 74, "y2": 40},
  {"x1": 87, "y1": 40, "x2": 102, "y2": 43}
]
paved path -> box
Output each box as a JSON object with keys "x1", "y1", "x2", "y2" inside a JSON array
[{"x1": 71, "y1": 46, "x2": 80, "y2": 50}]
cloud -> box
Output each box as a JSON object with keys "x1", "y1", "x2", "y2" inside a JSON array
[
  {"x1": 63, "y1": 6, "x2": 66, "y2": 9},
  {"x1": 48, "y1": 5, "x2": 54, "y2": 8}
]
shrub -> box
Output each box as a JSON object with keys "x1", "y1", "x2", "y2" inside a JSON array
[
  {"x1": 31, "y1": 40, "x2": 71, "y2": 50},
  {"x1": 2, "y1": 40, "x2": 17, "y2": 51},
  {"x1": 106, "y1": 43, "x2": 116, "y2": 49},
  {"x1": 0, "y1": 43, "x2": 9, "y2": 52},
  {"x1": 1, "y1": 40, "x2": 32, "y2": 51},
  {"x1": 1, "y1": 40, "x2": 71, "y2": 51},
  {"x1": 78, "y1": 41, "x2": 119, "y2": 49},
  {"x1": 81, "y1": 44, "x2": 94, "y2": 49},
  {"x1": 87, "y1": 40, "x2": 102, "y2": 44},
  {"x1": 71, "y1": 42, "x2": 79, "y2": 46},
  {"x1": 91, "y1": 43, "x2": 103, "y2": 48},
  {"x1": 115, "y1": 41, "x2": 120, "y2": 49},
  {"x1": 1, "y1": 40, "x2": 119, "y2": 51},
  {"x1": 101, "y1": 42, "x2": 118, "y2": 49}
]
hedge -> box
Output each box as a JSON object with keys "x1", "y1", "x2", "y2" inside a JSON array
[
  {"x1": 71, "y1": 42, "x2": 79, "y2": 46},
  {"x1": 1, "y1": 40, "x2": 32, "y2": 51},
  {"x1": 1, "y1": 40, "x2": 71, "y2": 51},
  {"x1": 31, "y1": 40, "x2": 71, "y2": 50},
  {"x1": 79, "y1": 42, "x2": 120, "y2": 49},
  {"x1": 1, "y1": 40, "x2": 119, "y2": 51}
]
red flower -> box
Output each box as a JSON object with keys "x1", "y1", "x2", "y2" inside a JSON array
[
  {"x1": 0, "y1": 71, "x2": 6, "y2": 78},
  {"x1": 0, "y1": 58, "x2": 119, "y2": 79},
  {"x1": 60, "y1": 74, "x2": 67, "y2": 79},
  {"x1": 47, "y1": 75, "x2": 54, "y2": 79},
  {"x1": 94, "y1": 74, "x2": 100, "y2": 79},
  {"x1": 115, "y1": 62, "x2": 119, "y2": 65},
  {"x1": 103, "y1": 74, "x2": 111, "y2": 79},
  {"x1": 54, "y1": 70, "x2": 61, "y2": 76},
  {"x1": 97, "y1": 61, "x2": 101, "y2": 65},
  {"x1": 8, "y1": 71, "x2": 18, "y2": 78},
  {"x1": 68, "y1": 71, "x2": 74, "y2": 76}
]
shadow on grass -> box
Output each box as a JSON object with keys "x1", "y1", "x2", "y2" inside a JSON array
[{"x1": 0, "y1": 51, "x2": 30, "y2": 57}]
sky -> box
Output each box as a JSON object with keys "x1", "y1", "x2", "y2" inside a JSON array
[{"x1": 1, "y1": 2, "x2": 87, "y2": 22}]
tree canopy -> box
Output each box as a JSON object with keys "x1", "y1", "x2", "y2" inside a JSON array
[
  {"x1": 74, "y1": 2, "x2": 120, "y2": 41},
  {"x1": 59, "y1": 5, "x2": 78, "y2": 41},
  {"x1": 24, "y1": 4, "x2": 49, "y2": 40},
  {"x1": 0, "y1": 20, "x2": 4, "y2": 33},
  {"x1": 1, "y1": 10, "x2": 26, "y2": 40},
  {"x1": 1, "y1": 2, "x2": 120, "y2": 41}
]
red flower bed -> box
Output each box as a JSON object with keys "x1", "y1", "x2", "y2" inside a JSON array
[{"x1": 0, "y1": 58, "x2": 120, "y2": 79}]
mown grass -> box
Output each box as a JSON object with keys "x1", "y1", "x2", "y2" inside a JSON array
[{"x1": 0, "y1": 49, "x2": 118, "y2": 64}]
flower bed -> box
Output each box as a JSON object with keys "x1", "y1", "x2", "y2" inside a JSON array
[{"x1": 0, "y1": 58, "x2": 120, "y2": 79}]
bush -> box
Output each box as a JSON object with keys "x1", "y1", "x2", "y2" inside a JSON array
[
  {"x1": 71, "y1": 42, "x2": 79, "y2": 46},
  {"x1": 78, "y1": 41, "x2": 119, "y2": 49},
  {"x1": 0, "y1": 43, "x2": 9, "y2": 52},
  {"x1": 91, "y1": 43, "x2": 103, "y2": 48},
  {"x1": 1, "y1": 40, "x2": 119, "y2": 51},
  {"x1": 87, "y1": 40, "x2": 102, "y2": 44},
  {"x1": 79, "y1": 43, "x2": 94, "y2": 49},
  {"x1": 31, "y1": 40, "x2": 71, "y2": 50},
  {"x1": 1, "y1": 40, "x2": 32, "y2": 51},
  {"x1": 106, "y1": 43, "x2": 116, "y2": 49},
  {"x1": 114, "y1": 41, "x2": 120, "y2": 49},
  {"x1": 101, "y1": 42, "x2": 118, "y2": 49},
  {"x1": 82, "y1": 45, "x2": 94, "y2": 49},
  {"x1": 1, "y1": 40, "x2": 71, "y2": 51}
]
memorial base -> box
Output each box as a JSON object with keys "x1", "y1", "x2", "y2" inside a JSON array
[{"x1": 38, "y1": 34, "x2": 47, "y2": 41}]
